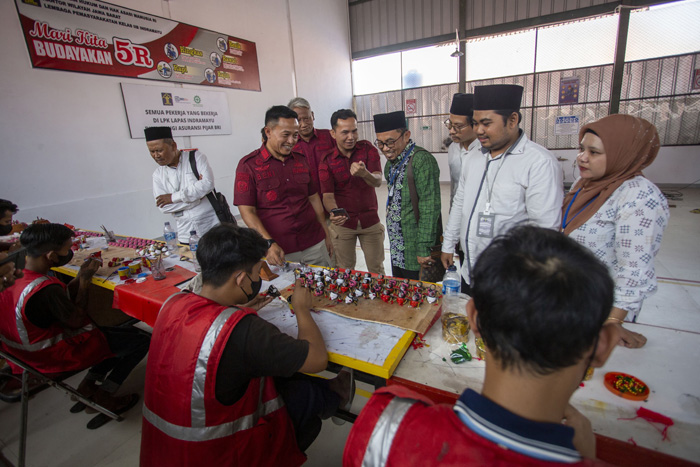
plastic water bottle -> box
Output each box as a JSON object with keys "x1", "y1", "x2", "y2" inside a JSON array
[
  {"x1": 442, "y1": 265, "x2": 461, "y2": 295},
  {"x1": 189, "y1": 230, "x2": 201, "y2": 272},
  {"x1": 163, "y1": 222, "x2": 177, "y2": 252}
]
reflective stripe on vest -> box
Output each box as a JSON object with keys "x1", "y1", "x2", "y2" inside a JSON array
[
  {"x1": 191, "y1": 307, "x2": 235, "y2": 427},
  {"x1": 15, "y1": 277, "x2": 49, "y2": 344},
  {"x1": 0, "y1": 276, "x2": 98, "y2": 352},
  {"x1": 143, "y1": 304, "x2": 285, "y2": 441},
  {"x1": 143, "y1": 391, "x2": 285, "y2": 442},
  {"x1": 362, "y1": 397, "x2": 416, "y2": 467}
]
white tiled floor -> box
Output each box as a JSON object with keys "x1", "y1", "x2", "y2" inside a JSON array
[{"x1": 1, "y1": 184, "x2": 698, "y2": 467}]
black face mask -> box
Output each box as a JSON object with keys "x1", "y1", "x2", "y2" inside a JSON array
[
  {"x1": 54, "y1": 250, "x2": 74, "y2": 267},
  {"x1": 244, "y1": 274, "x2": 262, "y2": 302},
  {"x1": 0, "y1": 224, "x2": 12, "y2": 236}
]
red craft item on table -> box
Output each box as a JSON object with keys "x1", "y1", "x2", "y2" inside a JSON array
[{"x1": 618, "y1": 407, "x2": 675, "y2": 441}]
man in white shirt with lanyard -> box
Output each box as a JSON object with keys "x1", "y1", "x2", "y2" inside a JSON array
[
  {"x1": 441, "y1": 84, "x2": 563, "y2": 294},
  {"x1": 146, "y1": 126, "x2": 220, "y2": 243},
  {"x1": 445, "y1": 93, "x2": 480, "y2": 269}
]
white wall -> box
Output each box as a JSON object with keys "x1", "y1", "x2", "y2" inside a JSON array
[
  {"x1": 552, "y1": 146, "x2": 700, "y2": 186},
  {"x1": 0, "y1": 0, "x2": 352, "y2": 238}
]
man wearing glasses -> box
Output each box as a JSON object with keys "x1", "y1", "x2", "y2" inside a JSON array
[
  {"x1": 288, "y1": 97, "x2": 335, "y2": 188},
  {"x1": 445, "y1": 93, "x2": 479, "y2": 268},
  {"x1": 446, "y1": 93, "x2": 479, "y2": 205},
  {"x1": 373, "y1": 111, "x2": 441, "y2": 280}
]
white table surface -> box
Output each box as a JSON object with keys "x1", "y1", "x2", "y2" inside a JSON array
[{"x1": 392, "y1": 318, "x2": 700, "y2": 462}]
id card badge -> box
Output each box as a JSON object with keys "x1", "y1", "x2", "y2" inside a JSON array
[
  {"x1": 476, "y1": 212, "x2": 495, "y2": 238},
  {"x1": 173, "y1": 210, "x2": 184, "y2": 218}
]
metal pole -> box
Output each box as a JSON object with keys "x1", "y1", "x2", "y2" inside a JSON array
[
  {"x1": 530, "y1": 28, "x2": 538, "y2": 140},
  {"x1": 458, "y1": 0, "x2": 467, "y2": 93},
  {"x1": 19, "y1": 371, "x2": 29, "y2": 467},
  {"x1": 610, "y1": 3, "x2": 632, "y2": 115}
]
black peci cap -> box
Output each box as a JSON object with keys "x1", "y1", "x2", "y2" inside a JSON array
[
  {"x1": 144, "y1": 126, "x2": 173, "y2": 141},
  {"x1": 449, "y1": 93, "x2": 474, "y2": 117},
  {"x1": 473, "y1": 85, "x2": 523, "y2": 111},
  {"x1": 373, "y1": 111, "x2": 407, "y2": 133}
]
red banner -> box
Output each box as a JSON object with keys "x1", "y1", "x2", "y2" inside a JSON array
[{"x1": 14, "y1": 0, "x2": 261, "y2": 91}]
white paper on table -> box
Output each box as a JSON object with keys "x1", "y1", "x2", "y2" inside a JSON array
[{"x1": 258, "y1": 299, "x2": 406, "y2": 367}]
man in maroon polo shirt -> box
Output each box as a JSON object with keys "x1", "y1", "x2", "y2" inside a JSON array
[
  {"x1": 319, "y1": 109, "x2": 385, "y2": 274},
  {"x1": 288, "y1": 97, "x2": 335, "y2": 187},
  {"x1": 234, "y1": 105, "x2": 332, "y2": 267}
]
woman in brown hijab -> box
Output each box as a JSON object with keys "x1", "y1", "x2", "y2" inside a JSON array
[{"x1": 562, "y1": 114, "x2": 669, "y2": 348}]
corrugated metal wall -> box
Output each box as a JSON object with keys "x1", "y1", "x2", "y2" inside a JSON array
[
  {"x1": 353, "y1": 52, "x2": 700, "y2": 149},
  {"x1": 349, "y1": 0, "x2": 458, "y2": 54},
  {"x1": 350, "y1": 0, "x2": 621, "y2": 56}
]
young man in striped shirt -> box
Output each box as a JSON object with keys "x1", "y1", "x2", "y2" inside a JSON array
[{"x1": 344, "y1": 226, "x2": 620, "y2": 466}]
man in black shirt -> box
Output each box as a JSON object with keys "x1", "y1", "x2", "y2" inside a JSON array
[
  {"x1": 0, "y1": 224, "x2": 149, "y2": 429},
  {"x1": 142, "y1": 224, "x2": 353, "y2": 463}
]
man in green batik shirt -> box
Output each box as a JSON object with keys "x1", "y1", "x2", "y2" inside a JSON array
[{"x1": 373, "y1": 111, "x2": 441, "y2": 280}]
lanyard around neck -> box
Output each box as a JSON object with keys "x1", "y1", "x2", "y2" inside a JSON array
[{"x1": 562, "y1": 188, "x2": 599, "y2": 230}]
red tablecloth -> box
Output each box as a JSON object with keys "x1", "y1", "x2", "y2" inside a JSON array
[{"x1": 112, "y1": 266, "x2": 195, "y2": 327}]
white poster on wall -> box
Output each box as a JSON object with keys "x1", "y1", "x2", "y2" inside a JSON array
[
  {"x1": 554, "y1": 116, "x2": 580, "y2": 136},
  {"x1": 121, "y1": 83, "x2": 232, "y2": 138}
]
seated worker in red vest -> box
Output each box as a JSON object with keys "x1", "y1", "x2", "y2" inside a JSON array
[
  {"x1": 344, "y1": 225, "x2": 620, "y2": 466},
  {"x1": 0, "y1": 224, "x2": 149, "y2": 428},
  {"x1": 141, "y1": 224, "x2": 354, "y2": 466}
]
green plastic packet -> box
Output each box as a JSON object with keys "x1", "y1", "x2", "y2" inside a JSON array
[{"x1": 450, "y1": 343, "x2": 472, "y2": 364}]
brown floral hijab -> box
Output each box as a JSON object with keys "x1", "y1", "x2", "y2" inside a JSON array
[{"x1": 561, "y1": 114, "x2": 660, "y2": 235}]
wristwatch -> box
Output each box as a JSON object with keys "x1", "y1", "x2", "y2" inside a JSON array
[{"x1": 266, "y1": 238, "x2": 277, "y2": 249}]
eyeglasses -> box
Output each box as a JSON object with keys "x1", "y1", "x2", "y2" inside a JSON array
[
  {"x1": 374, "y1": 130, "x2": 406, "y2": 149},
  {"x1": 444, "y1": 119, "x2": 472, "y2": 131}
]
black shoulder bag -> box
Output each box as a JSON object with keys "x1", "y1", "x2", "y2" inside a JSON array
[
  {"x1": 406, "y1": 155, "x2": 445, "y2": 283},
  {"x1": 188, "y1": 151, "x2": 237, "y2": 225}
]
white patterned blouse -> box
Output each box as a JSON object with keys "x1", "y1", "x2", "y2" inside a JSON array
[{"x1": 568, "y1": 176, "x2": 670, "y2": 321}]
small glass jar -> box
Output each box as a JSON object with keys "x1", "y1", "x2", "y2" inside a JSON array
[{"x1": 441, "y1": 293, "x2": 470, "y2": 344}]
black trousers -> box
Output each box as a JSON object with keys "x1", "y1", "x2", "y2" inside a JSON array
[
  {"x1": 391, "y1": 264, "x2": 420, "y2": 280},
  {"x1": 455, "y1": 247, "x2": 473, "y2": 295},
  {"x1": 88, "y1": 325, "x2": 150, "y2": 388},
  {"x1": 275, "y1": 373, "x2": 340, "y2": 452}
]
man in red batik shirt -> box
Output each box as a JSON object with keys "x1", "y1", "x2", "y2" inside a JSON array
[
  {"x1": 318, "y1": 109, "x2": 385, "y2": 274},
  {"x1": 288, "y1": 97, "x2": 335, "y2": 188},
  {"x1": 234, "y1": 105, "x2": 332, "y2": 267}
]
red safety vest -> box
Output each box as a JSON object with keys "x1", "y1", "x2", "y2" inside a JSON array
[
  {"x1": 0, "y1": 270, "x2": 112, "y2": 374},
  {"x1": 140, "y1": 292, "x2": 305, "y2": 467},
  {"x1": 344, "y1": 386, "x2": 604, "y2": 467}
]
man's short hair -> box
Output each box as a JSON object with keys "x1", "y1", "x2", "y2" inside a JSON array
[
  {"x1": 287, "y1": 97, "x2": 311, "y2": 110},
  {"x1": 265, "y1": 105, "x2": 298, "y2": 128},
  {"x1": 330, "y1": 109, "x2": 357, "y2": 129},
  {"x1": 0, "y1": 199, "x2": 18, "y2": 216},
  {"x1": 20, "y1": 224, "x2": 75, "y2": 257},
  {"x1": 197, "y1": 224, "x2": 268, "y2": 288},
  {"x1": 470, "y1": 225, "x2": 614, "y2": 375},
  {"x1": 493, "y1": 109, "x2": 522, "y2": 125}
]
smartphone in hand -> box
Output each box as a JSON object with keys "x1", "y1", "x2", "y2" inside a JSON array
[{"x1": 331, "y1": 208, "x2": 349, "y2": 217}]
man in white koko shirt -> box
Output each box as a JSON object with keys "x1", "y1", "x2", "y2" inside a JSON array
[{"x1": 145, "y1": 126, "x2": 220, "y2": 243}]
